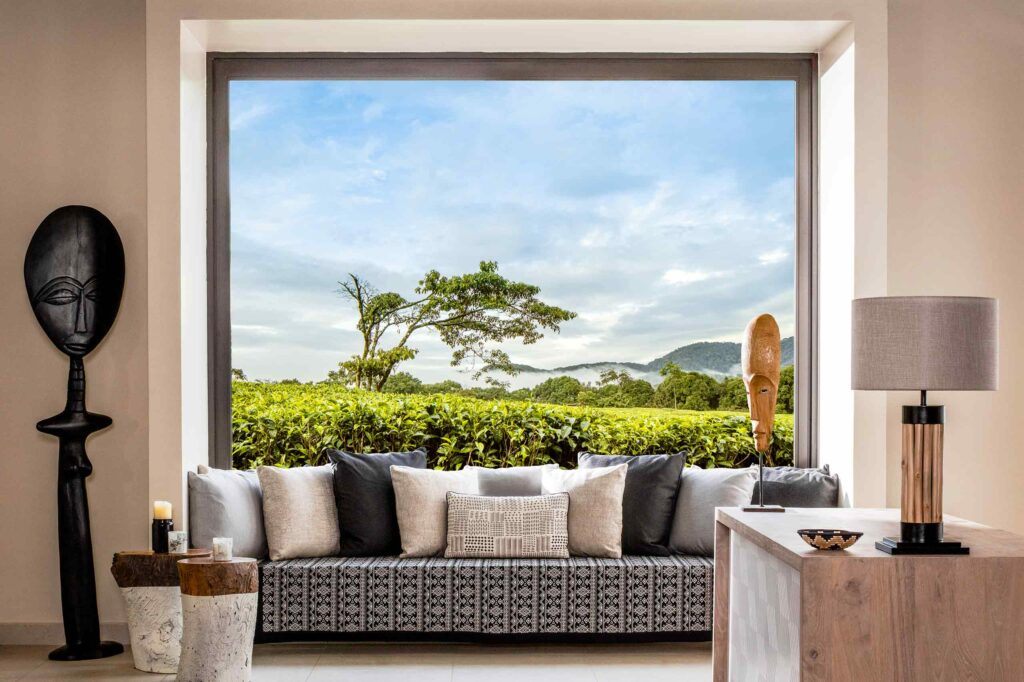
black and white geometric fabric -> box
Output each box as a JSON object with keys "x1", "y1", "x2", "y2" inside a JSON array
[
  {"x1": 445, "y1": 492, "x2": 569, "y2": 558},
  {"x1": 259, "y1": 555, "x2": 713, "y2": 634}
]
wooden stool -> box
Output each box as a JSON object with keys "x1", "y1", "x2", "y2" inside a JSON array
[
  {"x1": 176, "y1": 558, "x2": 259, "y2": 682},
  {"x1": 111, "y1": 549, "x2": 211, "y2": 673}
]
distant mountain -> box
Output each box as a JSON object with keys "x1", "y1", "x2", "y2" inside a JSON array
[{"x1": 507, "y1": 337, "x2": 794, "y2": 389}]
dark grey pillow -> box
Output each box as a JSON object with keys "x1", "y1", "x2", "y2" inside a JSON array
[
  {"x1": 750, "y1": 465, "x2": 839, "y2": 508},
  {"x1": 578, "y1": 452, "x2": 685, "y2": 556},
  {"x1": 466, "y1": 464, "x2": 558, "y2": 496},
  {"x1": 325, "y1": 448, "x2": 428, "y2": 556},
  {"x1": 188, "y1": 467, "x2": 268, "y2": 559}
]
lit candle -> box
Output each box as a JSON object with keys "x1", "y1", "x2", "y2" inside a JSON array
[
  {"x1": 212, "y1": 537, "x2": 233, "y2": 562},
  {"x1": 153, "y1": 501, "x2": 172, "y2": 520}
]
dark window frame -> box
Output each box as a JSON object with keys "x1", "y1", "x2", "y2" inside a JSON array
[{"x1": 208, "y1": 52, "x2": 818, "y2": 469}]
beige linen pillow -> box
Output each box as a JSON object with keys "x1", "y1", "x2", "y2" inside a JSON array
[
  {"x1": 391, "y1": 466, "x2": 478, "y2": 557},
  {"x1": 257, "y1": 464, "x2": 340, "y2": 561},
  {"x1": 445, "y1": 492, "x2": 569, "y2": 558},
  {"x1": 541, "y1": 464, "x2": 627, "y2": 558}
]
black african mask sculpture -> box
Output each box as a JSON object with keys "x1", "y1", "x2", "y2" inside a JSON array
[{"x1": 24, "y1": 206, "x2": 125, "y2": 661}]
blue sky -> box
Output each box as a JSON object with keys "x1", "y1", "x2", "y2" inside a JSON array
[{"x1": 230, "y1": 80, "x2": 795, "y2": 383}]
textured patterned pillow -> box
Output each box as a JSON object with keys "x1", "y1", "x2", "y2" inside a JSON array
[{"x1": 445, "y1": 492, "x2": 569, "y2": 559}]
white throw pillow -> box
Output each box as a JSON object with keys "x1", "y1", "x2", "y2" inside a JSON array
[
  {"x1": 257, "y1": 464, "x2": 340, "y2": 561},
  {"x1": 541, "y1": 464, "x2": 627, "y2": 558},
  {"x1": 391, "y1": 466, "x2": 479, "y2": 557},
  {"x1": 464, "y1": 463, "x2": 558, "y2": 496}
]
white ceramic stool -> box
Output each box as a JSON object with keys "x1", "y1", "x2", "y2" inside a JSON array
[
  {"x1": 110, "y1": 549, "x2": 211, "y2": 673},
  {"x1": 176, "y1": 557, "x2": 258, "y2": 682}
]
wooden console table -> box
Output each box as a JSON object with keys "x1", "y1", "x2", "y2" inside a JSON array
[{"x1": 713, "y1": 507, "x2": 1024, "y2": 681}]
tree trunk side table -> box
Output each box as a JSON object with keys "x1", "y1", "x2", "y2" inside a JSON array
[
  {"x1": 110, "y1": 549, "x2": 211, "y2": 673},
  {"x1": 176, "y1": 558, "x2": 259, "y2": 682}
]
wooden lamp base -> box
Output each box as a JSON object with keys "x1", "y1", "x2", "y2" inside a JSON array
[{"x1": 874, "y1": 403, "x2": 969, "y2": 555}]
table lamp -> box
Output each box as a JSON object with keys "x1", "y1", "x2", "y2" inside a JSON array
[{"x1": 852, "y1": 296, "x2": 998, "y2": 554}]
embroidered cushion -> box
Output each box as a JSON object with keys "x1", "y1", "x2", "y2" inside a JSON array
[{"x1": 445, "y1": 492, "x2": 569, "y2": 559}]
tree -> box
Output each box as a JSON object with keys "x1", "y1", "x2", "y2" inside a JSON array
[
  {"x1": 573, "y1": 370, "x2": 654, "y2": 408},
  {"x1": 422, "y1": 379, "x2": 463, "y2": 395},
  {"x1": 330, "y1": 262, "x2": 576, "y2": 391},
  {"x1": 231, "y1": 368, "x2": 248, "y2": 382},
  {"x1": 531, "y1": 375, "x2": 584, "y2": 405},
  {"x1": 381, "y1": 371, "x2": 424, "y2": 394},
  {"x1": 776, "y1": 364, "x2": 795, "y2": 413},
  {"x1": 653, "y1": 363, "x2": 721, "y2": 410},
  {"x1": 719, "y1": 376, "x2": 748, "y2": 411}
]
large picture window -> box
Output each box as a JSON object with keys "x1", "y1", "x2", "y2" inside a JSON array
[{"x1": 208, "y1": 54, "x2": 816, "y2": 470}]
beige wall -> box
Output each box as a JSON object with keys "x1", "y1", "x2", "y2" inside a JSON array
[
  {"x1": 886, "y1": 0, "x2": 1024, "y2": 533},
  {"x1": 0, "y1": 0, "x2": 1021, "y2": 638},
  {"x1": 0, "y1": 0, "x2": 148, "y2": 635}
]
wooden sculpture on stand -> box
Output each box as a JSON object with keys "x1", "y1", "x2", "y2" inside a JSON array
[
  {"x1": 24, "y1": 206, "x2": 126, "y2": 660},
  {"x1": 740, "y1": 313, "x2": 785, "y2": 512}
]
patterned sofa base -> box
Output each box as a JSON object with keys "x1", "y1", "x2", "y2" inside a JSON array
[{"x1": 258, "y1": 555, "x2": 713, "y2": 642}]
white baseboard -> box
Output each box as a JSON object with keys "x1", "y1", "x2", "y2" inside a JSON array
[{"x1": 0, "y1": 622, "x2": 128, "y2": 646}]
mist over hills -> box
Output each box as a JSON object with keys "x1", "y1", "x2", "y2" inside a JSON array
[{"x1": 506, "y1": 336, "x2": 794, "y2": 390}]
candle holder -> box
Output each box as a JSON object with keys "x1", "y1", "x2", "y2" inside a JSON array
[
  {"x1": 151, "y1": 519, "x2": 173, "y2": 553},
  {"x1": 168, "y1": 531, "x2": 188, "y2": 554}
]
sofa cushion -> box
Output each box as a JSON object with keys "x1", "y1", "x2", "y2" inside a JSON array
[
  {"x1": 325, "y1": 448, "x2": 427, "y2": 556},
  {"x1": 391, "y1": 466, "x2": 478, "y2": 557},
  {"x1": 188, "y1": 467, "x2": 268, "y2": 559},
  {"x1": 669, "y1": 466, "x2": 757, "y2": 556},
  {"x1": 445, "y1": 492, "x2": 569, "y2": 559},
  {"x1": 541, "y1": 464, "x2": 627, "y2": 558},
  {"x1": 465, "y1": 464, "x2": 558, "y2": 496},
  {"x1": 577, "y1": 452, "x2": 685, "y2": 556},
  {"x1": 259, "y1": 555, "x2": 714, "y2": 635},
  {"x1": 750, "y1": 465, "x2": 840, "y2": 508},
  {"x1": 257, "y1": 464, "x2": 340, "y2": 561}
]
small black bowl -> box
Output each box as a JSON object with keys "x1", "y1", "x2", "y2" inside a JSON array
[{"x1": 798, "y1": 528, "x2": 863, "y2": 551}]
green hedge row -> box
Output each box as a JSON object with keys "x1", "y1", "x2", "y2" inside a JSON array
[{"x1": 231, "y1": 382, "x2": 794, "y2": 471}]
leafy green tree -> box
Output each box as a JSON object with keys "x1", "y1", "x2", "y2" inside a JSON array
[
  {"x1": 331, "y1": 262, "x2": 576, "y2": 391},
  {"x1": 231, "y1": 368, "x2": 248, "y2": 382},
  {"x1": 422, "y1": 379, "x2": 463, "y2": 395},
  {"x1": 653, "y1": 363, "x2": 721, "y2": 410},
  {"x1": 719, "y1": 376, "x2": 748, "y2": 411},
  {"x1": 531, "y1": 375, "x2": 584, "y2": 405},
  {"x1": 776, "y1": 364, "x2": 795, "y2": 413},
  {"x1": 381, "y1": 371, "x2": 424, "y2": 394}
]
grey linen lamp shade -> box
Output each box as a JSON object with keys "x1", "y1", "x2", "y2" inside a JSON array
[{"x1": 852, "y1": 296, "x2": 998, "y2": 391}]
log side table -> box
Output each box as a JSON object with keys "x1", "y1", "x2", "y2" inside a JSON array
[
  {"x1": 176, "y1": 558, "x2": 259, "y2": 682},
  {"x1": 111, "y1": 549, "x2": 211, "y2": 673}
]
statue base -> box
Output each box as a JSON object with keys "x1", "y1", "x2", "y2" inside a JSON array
[
  {"x1": 741, "y1": 504, "x2": 786, "y2": 513},
  {"x1": 49, "y1": 641, "x2": 124, "y2": 661}
]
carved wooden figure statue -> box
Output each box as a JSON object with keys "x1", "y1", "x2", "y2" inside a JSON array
[
  {"x1": 741, "y1": 313, "x2": 784, "y2": 512},
  {"x1": 24, "y1": 206, "x2": 125, "y2": 660}
]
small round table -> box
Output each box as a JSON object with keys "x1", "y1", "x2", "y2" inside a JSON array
[
  {"x1": 176, "y1": 558, "x2": 259, "y2": 682},
  {"x1": 110, "y1": 549, "x2": 211, "y2": 673}
]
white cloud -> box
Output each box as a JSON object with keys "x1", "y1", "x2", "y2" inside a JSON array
[
  {"x1": 758, "y1": 248, "x2": 789, "y2": 265},
  {"x1": 230, "y1": 102, "x2": 273, "y2": 130},
  {"x1": 661, "y1": 269, "x2": 728, "y2": 286}
]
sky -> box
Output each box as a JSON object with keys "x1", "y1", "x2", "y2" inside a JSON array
[{"x1": 230, "y1": 80, "x2": 795, "y2": 384}]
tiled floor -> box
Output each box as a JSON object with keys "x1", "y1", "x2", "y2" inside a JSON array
[{"x1": 0, "y1": 641, "x2": 712, "y2": 681}]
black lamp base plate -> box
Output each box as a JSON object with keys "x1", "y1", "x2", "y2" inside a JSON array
[
  {"x1": 48, "y1": 641, "x2": 124, "y2": 661},
  {"x1": 741, "y1": 504, "x2": 785, "y2": 513},
  {"x1": 875, "y1": 537, "x2": 969, "y2": 555}
]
